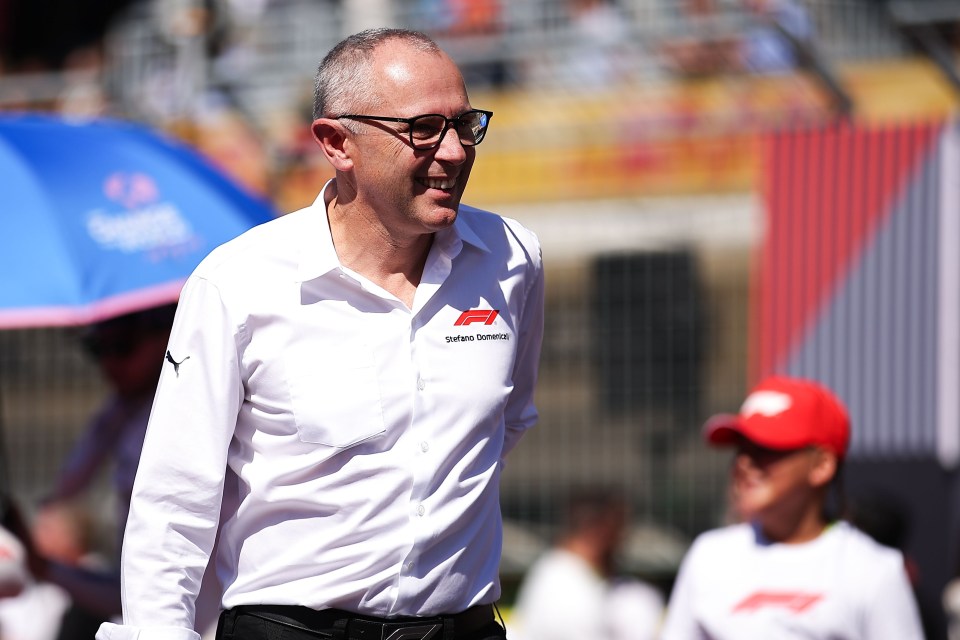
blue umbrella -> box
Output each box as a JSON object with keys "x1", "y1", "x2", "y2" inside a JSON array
[{"x1": 0, "y1": 113, "x2": 276, "y2": 328}]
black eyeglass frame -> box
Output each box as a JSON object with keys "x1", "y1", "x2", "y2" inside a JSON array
[{"x1": 333, "y1": 109, "x2": 493, "y2": 150}]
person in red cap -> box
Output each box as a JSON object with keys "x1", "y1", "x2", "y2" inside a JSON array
[{"x1": 660, "y1": 375, "x2": 924, "y2": 639}]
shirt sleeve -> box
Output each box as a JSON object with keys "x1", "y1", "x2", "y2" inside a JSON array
[
  {"x1": 96, "y1": 623, "x2": 201, "y2": 640},
  {"x1": 859, "y1": 551, "x2": 925, "y2": 640},
  {"x1": 501, "y1": 235, "x2": 544, "y2": 459},
  {"x1": 112, "y1": 275, "x2": 242, "y2": 636}
]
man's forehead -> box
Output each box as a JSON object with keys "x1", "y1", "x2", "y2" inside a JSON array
[
  {"x1": 382, "y1": 59, "x2": 416, "y2": 85},
  {"x1": 372, "y1": 48, "x2": 466, "y2": 110}
]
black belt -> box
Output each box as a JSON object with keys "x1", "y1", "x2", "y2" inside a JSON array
[{"x1": 227, "y1": 603, "x2": 495, "y2": 640}]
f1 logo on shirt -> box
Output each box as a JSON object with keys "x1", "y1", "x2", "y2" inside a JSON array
[
  {"x1": 733, "y1": 591, "x2": 823, "y2": 614},
  {"x1": 455, "y1": 309, "x2": 499, "y2": 326},
  {"x1": 446, "y1": 309, "x2": 510, "y2": 345}
]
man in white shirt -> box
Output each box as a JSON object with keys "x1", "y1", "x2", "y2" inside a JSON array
[
  {"x1": 660, "y1": 376, "x2": 924, "y2": 639},
  {"x1": 96, "y1": 27, "x2": 544, "y2": 640},
  {"x1": 511, "y1": 488, "x2": 664, "y2": 640}
]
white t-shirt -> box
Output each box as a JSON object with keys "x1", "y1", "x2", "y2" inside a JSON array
[
  {"x1": 511, "y1": 549, "x2": 663, "y2": 640},
  {"x1": 0, "y1": 581, "x2": 70, "y2": 640},
  {"x1": 0, "y1": 525, "x2": 59, "y2": 640},
  {"x1": 660, "y1": 520, "x2": 924, "y2": 640}
]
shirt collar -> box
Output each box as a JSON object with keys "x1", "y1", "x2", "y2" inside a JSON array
[
  {"x1": 445, "y1": 206, "x2": 490, "y2": 255},
  {"x1": 295, "y1": 180, "x2": 341, "y2": 283},
  {"x1": 295, "y1": 180, "x2": 491, "y2": 283}
]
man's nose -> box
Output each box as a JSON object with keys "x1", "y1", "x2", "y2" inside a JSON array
[
  {"x1": 434, "y1": 125, "x2": 468, "y2": 162},
  {"x1": 734, "y1": 451, "x2": 759, "y2": 472}
]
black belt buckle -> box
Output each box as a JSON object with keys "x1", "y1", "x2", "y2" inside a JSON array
[
  {"x1": 349, "y1": 617, "x2": 443, "y2": 640},
  {"x1": 379, "y1": 621, "x2": 442, "y2": 640}
]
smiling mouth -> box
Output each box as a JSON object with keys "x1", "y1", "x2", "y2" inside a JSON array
[{"x1": 419, "y1": 177, "x2": 456, "y2": 190}]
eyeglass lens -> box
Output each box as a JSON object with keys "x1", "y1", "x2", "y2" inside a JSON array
[{"x1": 411, "y1": 112, "x2": 488, "y2": 148}]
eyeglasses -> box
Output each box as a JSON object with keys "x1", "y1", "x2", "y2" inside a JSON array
[{"x1": 334, "y1": 109, "x2": 493, "y2": 150}]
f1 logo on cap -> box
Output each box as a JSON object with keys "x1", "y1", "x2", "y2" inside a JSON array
[{"x1": 741, "y1": 390, "x2": 792, "y2": 418}]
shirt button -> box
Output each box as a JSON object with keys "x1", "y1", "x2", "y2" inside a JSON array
[
  {"x1": 417, "y1": 378, "x2": 425, "y2": 391},
  {"x1": 417, "y1": 504, "x2": 426, "y2": 516},
  {"x1": 420, "y1": 441, "x2": 429, "y2": 453}
]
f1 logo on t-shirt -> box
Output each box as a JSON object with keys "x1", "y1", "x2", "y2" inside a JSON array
[
  {"x1": 733, "y1": 591, "x2": 823, "y2": 614},
  {"x1": 455, "y1": 309, "x2": 499, "y2": 326}
]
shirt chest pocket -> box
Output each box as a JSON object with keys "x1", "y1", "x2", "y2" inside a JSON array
[{"x1": 285, "y1": 344, "x2": 386, "y2": 446}]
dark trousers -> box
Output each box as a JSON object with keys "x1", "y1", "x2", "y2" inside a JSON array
[
  {"x1": 215, "y1": 605, "x2": 507, "y2": 640},
  {"x1": 55, "y1": 604, "x2": 107, "y2": 640}
]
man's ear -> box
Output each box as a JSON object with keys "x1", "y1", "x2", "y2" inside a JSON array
[
  {"x1": 809, "y1": 448, "x2": 838, "y2": 488},
  {"x1": 311, "y1": 119, "x2": 353, "y2": 171}
]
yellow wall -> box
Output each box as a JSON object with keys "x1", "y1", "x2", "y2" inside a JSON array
[
  {"x1": 461, "y1": 57, "x2": 959, "y2": 208},
  {"x1": 213, "y1": 57, "x2": 958, "y2": 213}
]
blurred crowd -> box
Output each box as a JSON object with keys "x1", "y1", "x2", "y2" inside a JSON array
[
  {"x1": 1, "y1": 1, "x2": 959, "y2": 638},
  {"x1": 0, "y1": 0, "x2": 824, "y2": 212},
  {"x1": 0, "y1": 312, "x2": 944, "y2": 639},
  {"x1": 0, "y1": 306, "x2": 175, "y2": 639}
]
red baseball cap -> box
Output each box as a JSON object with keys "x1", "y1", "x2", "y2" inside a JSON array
[{"x1": 703, "y1": 376, "x2": 850, "y2": 458}]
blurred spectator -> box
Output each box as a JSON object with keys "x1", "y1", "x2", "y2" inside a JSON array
[
  {"x1": 31, "y1": 501, "x2": 100, "y2": 573},
  {"x1": 659, "y1": 0, "x2": 740, "y2": 78},
  {"x1": 738, "y1": 0, "x2": 814, "y2": 74},
  {"x1": 564, "y1": 0, "x2": 632, "y2": 89},
  {"x1": 0, "y1": 501, "x2": 30, "y2": 600},
  {"x1": 510, "y1": 487, "x2": 664, "y2": 640},
  {"x1": 660, "y1": 376, "x2": 924, "y2": 639},
  {"x1": 416, "y1": 0, "x2": 500, "y2": 36},
  {"x1": 0, "y1": 500, "x2": 99, "y2": 640},
  {"x1": 0, "y1": 497, "x2": 64, "y2": 640},
  {"x1": 55, "y1": 45, "x2": 110, "y2": 118},
  {"x1": 660, "y1": 0, "x2": 813, "y2": 78},
  {"x1": 33, "y1": 305, "x2": 176, "y2": 636},
  {"x1": 52, "y1": 305, "x2": 176, "y2": 541},
  {"x1": 0, "y1": 566, "x2": 67, "y2": 640},
  {"x1": 191, "y1": 94, "x2": 272, "y2": 195},
  {"x1": 414, "y1": 0, "x2": 511, "y2": 88}
]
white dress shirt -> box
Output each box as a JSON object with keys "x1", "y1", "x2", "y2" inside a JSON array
[{"x1": 96, "y1": 182, "x2": 544, "y2": 640}]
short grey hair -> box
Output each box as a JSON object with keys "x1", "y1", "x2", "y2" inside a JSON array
[{"x1": 313, "y1": 28, "x2": 442, "y2": 123}]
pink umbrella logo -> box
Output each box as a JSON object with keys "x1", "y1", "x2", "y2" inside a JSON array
[{"x1": 103, "y1": 172, "x2": 160, "y2": 209}]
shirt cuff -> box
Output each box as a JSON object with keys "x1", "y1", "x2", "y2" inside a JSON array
[{"x1": 97, "y1": 623, "x2": 202, "y2": 640}]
